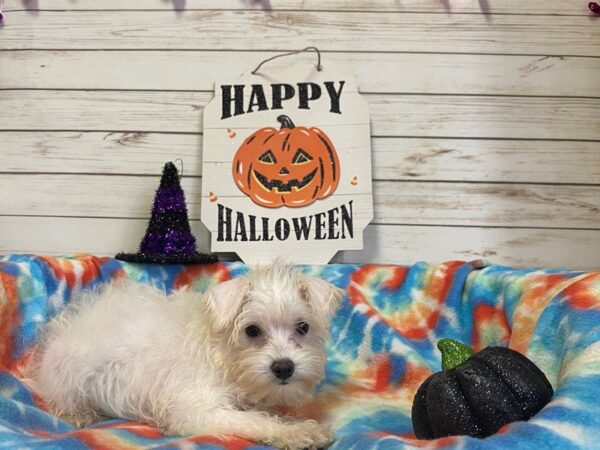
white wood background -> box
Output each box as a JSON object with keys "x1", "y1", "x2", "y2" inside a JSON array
[{"x1": 1, "y1": 0, "x2": 599, "y2": 269}]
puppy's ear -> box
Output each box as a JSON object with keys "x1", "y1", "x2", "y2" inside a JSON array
[
  {"x1": 204, "y1": 277, "x2": 249, "y2": 331},
  {"x1": 300, "y1": 276, "x2": 344, "y2": 320}
]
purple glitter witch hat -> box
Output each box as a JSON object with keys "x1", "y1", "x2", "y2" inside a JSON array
[{"x1": 116, "y1": 162, "x2": 217, "y2": 264}]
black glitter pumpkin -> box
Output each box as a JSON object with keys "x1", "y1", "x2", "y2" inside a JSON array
[{"x1": 411, "y1": 339, "x2": 553, "y2": 439}]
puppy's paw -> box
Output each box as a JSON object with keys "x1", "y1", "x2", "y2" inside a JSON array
[{"x1": 267, "y1": 420, "x2": 334, "y2": 450}]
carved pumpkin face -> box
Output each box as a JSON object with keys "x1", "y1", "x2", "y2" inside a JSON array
[{"x1": 232, "y1": 115, "x2": 340, "y2": 208}]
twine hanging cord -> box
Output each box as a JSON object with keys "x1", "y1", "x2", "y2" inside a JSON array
[
  {"x1": 251, "y1": 47, "x2": 323, "y2": 75},
  {"x1": 173, "y1": 158, "x2": 184, "y2": 179}
]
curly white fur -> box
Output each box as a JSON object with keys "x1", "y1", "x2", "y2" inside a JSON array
[{"x1": 28, "y1": 263, "x2": 343, "y2": 449}]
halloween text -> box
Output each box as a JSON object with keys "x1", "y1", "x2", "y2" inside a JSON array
[{"x1": 217, "y1": 201, "x2": 354, "y2": 242}]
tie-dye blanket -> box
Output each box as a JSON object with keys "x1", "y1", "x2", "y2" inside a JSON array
[{"x1": 0, "y1": 254, "x2": 599, "y2": 449}]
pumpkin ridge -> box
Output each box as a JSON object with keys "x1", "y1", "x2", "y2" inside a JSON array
[
  {"x1": 448, "y1": 369, "x2": 486, "y2": 436},
  {"x1": 412, "y1": 376, "x2": 435, "y2": 439},
  {"x1": 471, "y1": 352, "x2": 529, "y2": 412},
  {"x1": 316, "y1": 133, "x2": 338, "y2": 182},
  {"x1": 247, "y1": 163, "x2": 253, "y2": 189},
  {"x1": 476, "y1": 347, "x2": 553, "y2": 412},
  {"x1": 457, "y1": 357, "x2": 525, "y2": 435},
  {"x1": 318, "y1": 157, "x2": 325, "y2": 190},
  {"x1": 311, "y1": 185, "x2": 319, "y2": 199},
  {"x1": 504, "y1": 348, "x2": 554, "y2": 394},
  {"x1": 281, "y1": 133, "x2": 290, "y2": 152}
]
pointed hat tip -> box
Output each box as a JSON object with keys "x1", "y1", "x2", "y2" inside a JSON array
[
  {"x1": 160, "y1": 161, "x2": 181, "y2": 187},
  {"x1": 164, "y1": 161, "x2": 178, "y2": 171}
]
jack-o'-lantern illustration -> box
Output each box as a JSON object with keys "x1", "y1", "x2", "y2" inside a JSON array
[{"x1": 232, "y1": 115, "x2": 340, "y2": 208}]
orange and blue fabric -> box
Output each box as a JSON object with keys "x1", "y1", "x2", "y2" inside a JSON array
[{"x1": 0, "y1": 254, "x2": 599, "y2": 449}]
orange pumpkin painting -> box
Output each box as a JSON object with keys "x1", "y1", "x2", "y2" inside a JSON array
[{"x1": 232, "y1": 115, "x2": 340, "y2": 208}]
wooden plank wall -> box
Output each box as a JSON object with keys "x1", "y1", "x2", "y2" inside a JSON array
[{"x1": 1, "y1": 0, "x2": 599, "y2": 269}]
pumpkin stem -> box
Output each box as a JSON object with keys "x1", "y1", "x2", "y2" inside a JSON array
[
  {"x1": 438, "y1": 339, "x2": 475, "y2": 371},
  {"x1": 277, "y1": 115, "x2": 296, "y2": 130}
]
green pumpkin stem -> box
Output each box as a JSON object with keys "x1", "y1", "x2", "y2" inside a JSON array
[
  {"x1": 277, "y1": 115, "x2": 295, "y2": 130},
  {"x1": 438, "y1": 339, "x2": 475, "y2": 371}
]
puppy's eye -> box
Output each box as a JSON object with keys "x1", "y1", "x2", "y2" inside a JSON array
[
  {"x1": 296, "y1": 322, "x2": 309, "y2": 336},
  {"x1": 245, "y1": 325, "x2": 262, "y2": 338}
]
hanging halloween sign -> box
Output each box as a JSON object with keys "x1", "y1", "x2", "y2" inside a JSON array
[{"x1": 201, "y1": 48, "x2": 373, "y2": 264}]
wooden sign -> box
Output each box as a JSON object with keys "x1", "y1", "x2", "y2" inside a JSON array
[{"x1": 201, "y1": 64, "x2": 373, "y2": 264}]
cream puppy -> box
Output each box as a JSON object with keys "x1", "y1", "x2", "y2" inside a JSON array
[{"x1": 29, "y1": 263, "x2": 343, "y2": 449}]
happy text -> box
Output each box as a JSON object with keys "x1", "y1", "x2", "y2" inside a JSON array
[{"x1": 221, "y1": 81, "x2": 346, "y2": 119}]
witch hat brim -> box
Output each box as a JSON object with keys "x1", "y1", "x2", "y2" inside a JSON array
[
  {"x1": 115, "y1": 162, "x2": 218, "y2": 265},
  {"x1": 115, "y1": 251, "x2": 218, "y2": 265}
]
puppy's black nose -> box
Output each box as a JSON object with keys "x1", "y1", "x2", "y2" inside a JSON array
[{"x1": 271, "y1": 358, "x2": 295, "y2": 380}]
